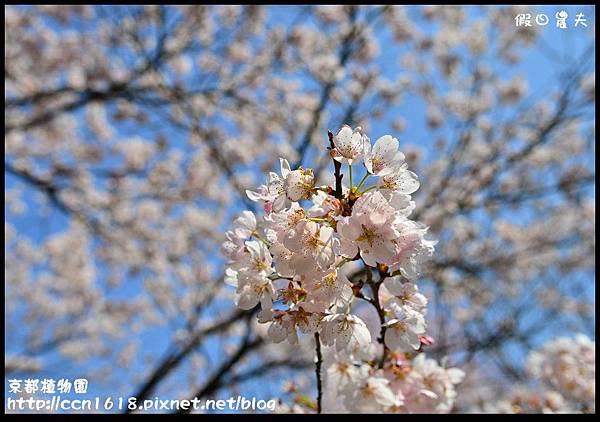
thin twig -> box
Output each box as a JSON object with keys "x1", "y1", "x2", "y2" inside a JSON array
[
  {"x1": 314, "y1": 332, "x2": 323, "y2": 414},
  {"x1": 366, "y1": 266, "x2": 389, "y2": 368},
  {"x1": 327, "y1": 130, "x2": 343, "y2": 199}
]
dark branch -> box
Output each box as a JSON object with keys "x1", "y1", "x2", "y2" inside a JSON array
[
  {"x1": 314, "y1": 332, "x2": 323, "y2": 414},
  {"x1": 327, "y1": 130, "x2": 344, "y2": 199}
]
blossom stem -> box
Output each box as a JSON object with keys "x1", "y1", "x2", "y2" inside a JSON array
[
  {"x1": 355, "y1": 172, "x2": 370, "y2": 191},
  {"x1": 336, "y1": 257, "x2": 351, "y2": 268},
  {"x1": 252, "y1": 231, "x2": 271, "y2": 247},
  {"x1": 358, "y1": 185, "x2": 376, "y2": 195},
  {"x1": 349, "y1": 164, "x2": 353, "y2": 189},
  {"x1": 268, "y1": 272, "x2": 293, "y2": 281},
  {"x1": 314, "y1": 332, "x2": 323, "y2": 414}
]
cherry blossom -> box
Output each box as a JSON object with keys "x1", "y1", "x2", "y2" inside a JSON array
[
  {"x1": 377, "y1": 163, "x2": 420, "y2": 194},
  {"x1": 6, "y1": 5, "x2": 593, "y2": 415},
  {"x1": 383, "y1": 311, "x2": 427, "y2": 351},
  {"x1": 331, "y1": 125, "x2": 370, "y2": 165},
  {"x1": 382, "y1": 277, "x2": 428, "y2": 315},
  {"x1": 401, "y1": 353, "x2": 465, "y2": 413},
  {"x1": 307, "y1": 191, "x2": 343, "y2": 218},
  {"x1": 246, "y1": 184, "x2": 276, "y2": 214},
  {"x1": 320, "y1": 313, "x2": 372, "y2": 352},
  {"x1": 472, "y1": 334, "x2": 595, "y2": 413},
  {"x1": 222, "y1": 124, "x2": 464, "y2": 414},
  {"x1": 267, "y1": 159, "x2": 294, "y2": 212},
  {"x1": 284, "y1": 167, "x2": 316, "y2": 202},
  {"x1": 343, "y1": 367, "x2": 400, "y2": 412},
  {"x1": 364, "y1": 134, "x2": 404, "y2": 176},
  {"x1": 527, "y1": 334, "x2": 595, "y2": 410},
  {"x1": 283, "y1": 220, "x2": 337, "y2": 275},
  {"x1": 304, "y1": 269, "x2": 353, "y2": 312},
  {"x1": 337, "y1": 191, "x2": 399, "y2": 266}
]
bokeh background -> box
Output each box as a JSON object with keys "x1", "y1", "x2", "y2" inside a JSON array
[{"x1": 5, "y1": 5, "x2": 595, "y2": 413}]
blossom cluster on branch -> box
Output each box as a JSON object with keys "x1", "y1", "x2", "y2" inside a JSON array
[
  {"x1": 5, "y1": 5, "x2": 593, "y2": 412},
  {"x1": 222, "y1": 125, "x2": 464, "y2": 413},
  {"x1": 474, "y1": 334, "x2": 595, "y2": 414}
]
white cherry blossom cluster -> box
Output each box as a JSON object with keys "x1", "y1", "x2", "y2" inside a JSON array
[
  {"x1": 527, "y1": 334, "x2": 595, "y2": 412},
  {"x1": 222, "y1": 125, "x2": 463, "y2": 413},
  {"x1": 473, "y1": 334, "x2": 595, "y2": 414},
  {"x1": 322, "y1": 347, "x2": 464, "y2": 413},
  {"x1": 5, "y1": 5, "x2": 594, "y2": 411}
]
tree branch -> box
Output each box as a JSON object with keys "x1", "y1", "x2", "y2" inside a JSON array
[
  {"x1": 176, "y1": 334, "x2": 262, "y2": 414},
  {"x1": 314, "y1": 332, "x2": 323, "y2": 414},
  {"x1": 327, "y1": 130, "x2": 343, "y2": 199},
  {"x1": 127, "y1": 308, "x2": 251, "y2": 411}
]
